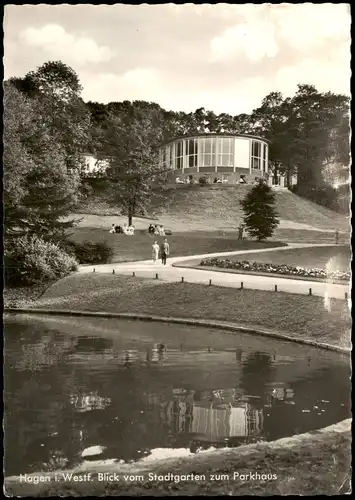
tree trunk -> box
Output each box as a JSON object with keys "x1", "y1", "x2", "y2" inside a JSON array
[
  {"x1": 128, "y1": 188, "x2": 136, "y2": 226},
  {"x1": 128, "y1": 211, "x2": 133, "y2": 226}
]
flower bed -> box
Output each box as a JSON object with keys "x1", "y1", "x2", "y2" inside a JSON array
[{"x1": 200, "y1": 258, "x2": 350, "y2": 282}]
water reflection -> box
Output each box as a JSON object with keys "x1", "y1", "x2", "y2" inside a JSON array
[
  {"x1": 4, "y1": 315, "x2": 351, "y2": 476},
  {"x1": 69, "y1": 392, "x2": 112, "y2": 413},
  {"x1": 142, "y1": 387, "x2": 271, "y2": 450}
]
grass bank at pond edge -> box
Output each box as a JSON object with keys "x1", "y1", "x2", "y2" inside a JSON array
[
  {"x1": 5, "y1": 420, "x2": 351, "y2": 496},
  {"x1": 5, "y1": 274, "x2": 351, "y2": 349}
]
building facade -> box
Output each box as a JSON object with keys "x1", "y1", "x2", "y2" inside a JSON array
[
  {"x1": 79, "y1": 153, "x2": 110, "y2": 176},
  {"x1": 80, "y1": 133, "x2": 296, "y2": 188},
  {"x1": 158, "y1": 133, "x2": 269, "y2": 184}
]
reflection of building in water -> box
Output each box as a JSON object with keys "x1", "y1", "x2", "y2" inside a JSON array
[
  {"x1": 144, "y1": 388, "x2": 264, "y2": 443},
  {"x1": 70, "y1": 392, "x2": 111, "y2": 412},
  {"x1": 191, "y1": 402, "x2": 263, "y2": 441},
  {"x1": 117, "y1": 350, "x2": 140, "y2": 366},
  {"x1": 270, "y1": 386, "x2": 295, "y2": 402},
  {"x1": 150, "y1": 344, "x2": 167, "y2": 363}
]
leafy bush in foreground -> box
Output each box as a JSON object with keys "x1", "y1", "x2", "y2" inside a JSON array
[
  {"x1": 200, "y1": 258, "x2": 350, "y2": 281},
  {"x1": 5, "y1": 235, "x2": 78, "y2": 286},
  {"x1": 65, "y1": 240, "x2": 113, "y2": 264}
]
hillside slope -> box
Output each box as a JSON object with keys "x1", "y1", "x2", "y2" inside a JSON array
[
  {"x1": 149, "y1": 185, "x2": 347, "y2": 231},
  {"x1": 77, "y1": 185, "x2": 348, "y2": 233}
]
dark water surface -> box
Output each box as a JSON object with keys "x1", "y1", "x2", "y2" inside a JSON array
[{"x1": 4, "y1": 314, "x2": 351, "y2": 476}]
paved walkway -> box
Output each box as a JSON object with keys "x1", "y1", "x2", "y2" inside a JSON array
[{"x1": 78, "y1": 243, "x2": 350, "y2": 299}]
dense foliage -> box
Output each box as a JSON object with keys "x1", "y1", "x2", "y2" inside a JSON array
[
  {"x1": 4, "y1": 63, "x2": 89, "y2": 241},
  {"x1": 4, "y1": 61, "x2": 90, "y2": 284},
  {"x1": 5, "y1": 236, "x2": 78, "y2": 286},
  {"x1": 65, "y1": 240, "x2": 114, "y2": 264}
]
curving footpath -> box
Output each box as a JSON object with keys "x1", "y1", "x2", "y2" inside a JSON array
[{"x1": 78, "y1": 243, "x2": 350, "y2": 299}]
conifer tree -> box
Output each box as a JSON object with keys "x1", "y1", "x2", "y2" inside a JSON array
[{"x1": 240, "y1": 182, "x2": 279, "y2": 240}]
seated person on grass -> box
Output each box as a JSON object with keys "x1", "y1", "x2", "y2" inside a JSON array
[
  {"x1": 239, "y1": 175, "x2": 247, "y2": 184},
  {"x1": 109, "y1": 224, "x2": 116, "y2": 234}
]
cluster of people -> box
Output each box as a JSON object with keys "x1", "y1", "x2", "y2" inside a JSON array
[
  {"x1": 148, "y1": 224, "x2": 165, "y2": 236},
  {"x1": 175, "y1": 176, "x2": 196, "y2": 184},
  {"x1": 152, "y1": 239, "x2": 170, "y2": 265},
  {"x1": 213, "y1": 177, "x2": 228, "y2": 184},
  {"x1": 109, "y1": 223, "x2": 135, "y2": 235}
]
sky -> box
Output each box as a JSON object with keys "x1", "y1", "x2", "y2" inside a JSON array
[{"x1": 4, "y1": 3, "x2": 351, "y2": 115}]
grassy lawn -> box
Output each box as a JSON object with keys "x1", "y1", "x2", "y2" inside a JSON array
[
  {"x1": 223, "y1": 245, "x2": 351, "y2": 272},
  {"x1": 68, "y1": 228, "x2": 285, "y2": 263},
  {"x1": 9, "y1": 274, "x2": 351, "y2": 349},
  {"x1": 271, "y1": 228, "x2": 349, "y2": 244},
  {"x1": 5, "y1": 428, "x2": 351, "y2": 496}
]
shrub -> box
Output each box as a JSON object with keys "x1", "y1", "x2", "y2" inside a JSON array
[
  {"x1": 5, "y1": 235, "x2": 78, "y2": 286},
  {"x1": 65, "y1": 240, "x2": 113, "y2": 264},
  {"x1": 199, "y1": 176, "x2": 208, "y2": 185},
  {"x1": 293, "y1": 182, "x2": 340, "y2": 210}
]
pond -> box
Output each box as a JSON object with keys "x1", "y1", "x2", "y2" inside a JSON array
[{"x1": 4, "y1": 314, "x2": 351, "y2": 477}]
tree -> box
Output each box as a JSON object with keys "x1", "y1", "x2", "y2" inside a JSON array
[
  {"x1": 4, "y1": 81, "x2": 81, "y2": 242},
  {"x1": 240, "y1": 182, "x2": 279, "y2": 240},
  {"x1": 3, "y1": 82, "x2": 34, "y2": 225},
  {"x1": 250, "y1": 92, "x2": 292, "y2": 183},
  {"x1": 10, "y1": 61, "x2": 91, "y2": 171},
  {"x1": 250, "y1": 86, "x2": 350, "y2": 195},
  {"x1": 234, "y1": 113, "x2": 254, "y2": 134},
  {"x1": 98, "y1": 107, "x2": 166, "y2": 225}
]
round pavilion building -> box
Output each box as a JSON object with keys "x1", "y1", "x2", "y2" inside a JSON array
[{"x1": 158, "y1": 133, "x2": 269, "y2": 184}]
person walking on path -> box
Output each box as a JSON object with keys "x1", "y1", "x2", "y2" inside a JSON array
[
  {"x1": 238, "y1": 224, "x2": 243, "y2": 240},
  {"x1": 335, "y1": 229, "x2": 339, "y2": 245},
  {"x1": 152, "y1": 241, "x2": 160, "y2": 264},
  {"x1": 160, "y1": 238, "x2": 170, "y2": 265}
]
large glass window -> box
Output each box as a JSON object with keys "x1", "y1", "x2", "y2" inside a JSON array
[
  {"x1": 159, "y1": 148, "x2": 166, "y2": 169},
  {"x1": 262, "y1": 143, "x2": 267, "y2": 172},
  {"x1": 251, "y1": 140, "x2": 262, "y2": 170},
  {"x1": 186, "y1": 138, "x2": 198, "y2": 168},
  {"x1": 165, "y1": 145, "x2": 173, "y2": 170},
  {"x1": 200, "y1": 137, "x2": 216, "y2": 167},
  {"x1": 174, "y1": 141, "x2": 183, "y2": 170},
  {"x1": 217, "y1": 137, "x2": 234, "y2": 166}
]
